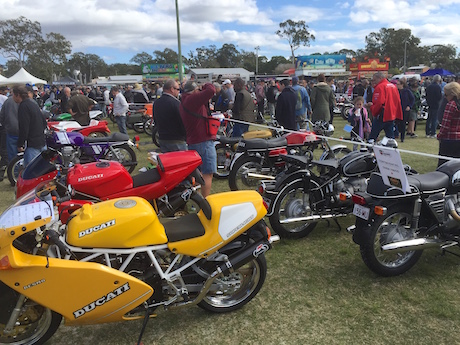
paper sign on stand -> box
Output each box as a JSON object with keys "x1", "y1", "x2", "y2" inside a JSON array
[{"x1": 373, "y1": 146, "x2": 410, "y2": 194}]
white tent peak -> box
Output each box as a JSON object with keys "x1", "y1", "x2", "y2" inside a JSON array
[{"x1": 0, "y1": 67, "x2": 47, "y2": 86}]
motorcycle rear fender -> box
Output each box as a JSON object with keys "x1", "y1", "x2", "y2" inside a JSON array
[
  {"x1": 266, "y1": 172, "x2": 311, "y2": 216},
  {"x1": 167, "y1": 190, "x2": 267, "y2": 258},
  {"x1": 0, "y1": 245, "x2": 152, "y2": 325},
  {"x1": 319, "y1": 144, "x2": 348, "y2": 160},
  {"x1": 229, "y1": 152, "x2": 262, "y2": 171}
]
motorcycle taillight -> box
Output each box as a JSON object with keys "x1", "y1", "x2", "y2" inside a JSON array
[{"x1": 352, "y1": 194, "x2": 366, "y2": 205}]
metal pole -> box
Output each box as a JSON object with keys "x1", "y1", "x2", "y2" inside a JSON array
[
  {"x1": 175, "y1": 0, "x2": 183, "y2": 82},
  {"x1": 255, "y1": 46, "x2": 260, "y2": 76},
  {"x1": 403, "y1": 40, "x2": 407, "y2": 73}
]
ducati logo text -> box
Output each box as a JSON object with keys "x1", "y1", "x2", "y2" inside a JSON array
[
  {"x1": 78, "y1": 174, "x2": 103, "y2": 182},
  {"x1": 73, "y1": 282, "x2": 130, "y2": 319},
  {"x1": 79, "y1": 219, "x2": 115, "y2": 238}
]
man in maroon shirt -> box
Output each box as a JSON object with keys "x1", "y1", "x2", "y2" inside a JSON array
[{"x1": 180, "y1": 81, "x2": 216, "y2": 197}]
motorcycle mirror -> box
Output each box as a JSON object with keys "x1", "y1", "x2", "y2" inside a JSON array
[{"x1": 343, "y1": 124, "x2": 353, "y2": 133}]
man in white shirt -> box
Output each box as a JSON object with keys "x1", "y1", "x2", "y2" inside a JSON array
[{"x1": 111, "y1": 86, "x2": 129, "y2": 134}]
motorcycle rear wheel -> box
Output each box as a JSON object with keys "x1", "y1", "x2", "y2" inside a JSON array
[
  {"x1": 341, "y1": 104, "x2": 353, "y2": 120},
  {"x1": 228, "y1": 156, "x2": 269, "y2": 191},
  {"x1": 198, "y1": 254, "x2": 267, "y2": 313},
  {"x1": 132, "y1": 119, "x2": 146, "y2": 133},
  {"x1": 359, "y1": 206, "x2": 423, "y2": 276},
  {"x1": 7, "y1": 155, "x2": 24, "y2": 187},
  {"x1": 144, "y1": 118, "x2": 154, "y2": 136},
  {"x1": 104, "y1": 144, "x2": 137, "y2": 174},
  {"x1": 269, "y1": 179, "x2": 322, "y2": 239},
  {"x1": 0, "y1": 284, "x2": 62, "y2": 345},
  {"x1": 151, "y1": 126, "x2": 160, "y2": 148}
]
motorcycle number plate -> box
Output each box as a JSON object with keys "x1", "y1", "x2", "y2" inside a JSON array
[{"x1": 353, "y1": 204, "x2": 370, "y2": 220}]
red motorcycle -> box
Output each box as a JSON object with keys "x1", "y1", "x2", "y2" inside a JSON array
[
  {"x1": 47, "y1": 119, "x2": 111, "y2": 138},
  {"x1": 16, "y1": 149, "x2": 204, "y2": 223}
]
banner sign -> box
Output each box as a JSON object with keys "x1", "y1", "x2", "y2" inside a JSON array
[
  {"x1": 358, "y1": 59, "x2": 388, "y2": 71},
  {"x1": 295, "y1": 55, "x2": 346, "y2": 71},
  {"x1": 141, "y1": 64, "x2": 182, "y2": 74},
  {"x1": 373, "y1": 145, "x2": 410, "y2": 194}
]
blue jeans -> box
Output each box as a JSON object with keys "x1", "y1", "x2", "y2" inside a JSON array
[
  {"x1": 6, "y1": 134, "x2": 18, "y2": 162},
  {"x1": 369, "y1": 117, "x2": 394, "y2": 140},
  {"x1": 188, "y1": 140, "x2": 217, "y2": 174},
  {"x1": 24, "y1": 146, "x2": 46, "y2": 167},
  {"x1": 115, "y1": 115, "x2": 127, "y2": 134},
  {"x1": 232, "y1": 123, "x2": 249, "y2": 138},
  {"x1": 426, "y1": 107, "x2": 438, "y2": 136}
]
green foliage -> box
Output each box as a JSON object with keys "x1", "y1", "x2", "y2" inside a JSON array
[
  {"x1": 130, "y1": 52, "x2": 153, "y2": 65},
  {"x1": 276, "y1": 19, "x2": 315, "y2": 64}
]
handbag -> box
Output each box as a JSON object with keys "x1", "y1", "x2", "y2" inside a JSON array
[{"x1": 181, "y1": 103, "x2": 220, "y2": 136}]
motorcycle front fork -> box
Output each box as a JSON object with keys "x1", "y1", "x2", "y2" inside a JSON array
[{"x1": 3, "y1": 294, "x2": 26, "y2": 334}]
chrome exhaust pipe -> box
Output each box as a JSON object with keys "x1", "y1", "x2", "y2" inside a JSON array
[
  {"x1": 381, "y1": 238, "x2": 456, "y2": 253},
  {"x1": 279, "y1": 213, "x2": 348, "y2": 224},
  {"x1": 247, "y1": 172, "x2": 276, "y2": 180}
]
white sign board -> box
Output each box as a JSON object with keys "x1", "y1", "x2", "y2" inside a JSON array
[{"x1": 373, "y1": 146, "x2": 410, "y2": 194}]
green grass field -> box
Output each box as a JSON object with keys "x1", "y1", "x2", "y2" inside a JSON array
[{"x1": 3, "y1": 118, "x2": 459, "y2": 345}]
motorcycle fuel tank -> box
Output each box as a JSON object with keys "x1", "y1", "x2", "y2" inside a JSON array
[
  {"x1": 67, "y1": 161, "x2": 132, "y2": 198},
  {"x1": 66, "y1": 197, "x2": 168, "y2": 248},
  {"x1": 340, "y1": 150, "x2": 376, "y2": 177}
]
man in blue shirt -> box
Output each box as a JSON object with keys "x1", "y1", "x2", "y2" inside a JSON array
[{"x1": 291, "y1": 76, "x2": 311, "y2": 129}]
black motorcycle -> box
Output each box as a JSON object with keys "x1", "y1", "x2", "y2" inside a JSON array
[
  {"x1": 260, "y1": 133, "x2": 377, "y2": 239},
  {"x1": 350, "y1": 159, "x2": 460, "y2": 277}
]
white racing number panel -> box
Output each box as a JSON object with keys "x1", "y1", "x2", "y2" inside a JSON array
[{"x1": 218, "y1": 203, "x2": 257, "y2": 240}]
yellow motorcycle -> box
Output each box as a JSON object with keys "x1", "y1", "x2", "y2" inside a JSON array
[{"x1": 0, "y1": 182, "x2": 279, "y2": 345}]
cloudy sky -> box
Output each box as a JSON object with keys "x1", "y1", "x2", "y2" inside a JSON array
[{"x1": 1, "y1": 0, "x2": 460, "y2": 66}]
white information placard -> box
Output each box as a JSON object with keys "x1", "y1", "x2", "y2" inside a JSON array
[
  {"x1": 0, "y1": 200, "x2": 54, "y2": 228},
  {"x1": 373, "y1": 146, "x2": 410, "y2": 194}
]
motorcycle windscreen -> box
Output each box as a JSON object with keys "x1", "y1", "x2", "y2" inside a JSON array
[
  {"x1": 21, "y1": 150, "x2": 57, "y2": 180},
  {"x1": 1, "y1": 250, "x2": 153, "y2": 325}
]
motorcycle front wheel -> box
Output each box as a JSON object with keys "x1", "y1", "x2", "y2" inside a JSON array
[
  {"x1": 228, "y1": 156, "x2": 269, "y2": 191},
  {"x1": 341, "y1": 104, "x2": 353, "y2": 120},
  {"x1": 359, "y1": 206, "x2": 423, "y2": 277},
  {"x1": 0, "y1": 284, "x2": 62, "y2": 345},
  {"x1": 214, "y1": 143, "x2": 233, "y2": 179},
  {"x1": 7, "y1": 155, "x2": 24, "y2": 186},
  {"x1": 104, "y1": 144, "x2": 137, "y2": 174},
  {"x1": 144, "y1": 118, "x2": 154, "y2": 136},
  {"x1": 269, "y1": 179, "x2": 322, "y2": 239},
  {"x1": 198, "y1": 254, "x2": 267, "y2": 313},
  {"x1": 151, "y1": 126, "x2": 160, "y2": 148}
]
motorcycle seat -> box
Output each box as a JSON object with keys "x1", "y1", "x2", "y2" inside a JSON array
[
  {"x1": 311, "y1": 159, "x2": 340, "y2": 170},
  {"x1": 239, "y1": 137, "x2": 287, "y2": 151},
  {"x1": 218, "y1": 136, "x2": 240, "y2": 145},
  {"x1": 162, "y1": 213, "x2": 205, "y2": 242},
  {"x1": 132, "y1": 168, "x2": 161, "y2": 188},
  {"x1": 407, "y1": 171, "x2": 450, "y2": 192},
  {"x1": 83, "y1": 132, "x2": 129, "y2": 144},
  {"x1": 280, "y1": 154, "x2": 310, "y2": 168}
]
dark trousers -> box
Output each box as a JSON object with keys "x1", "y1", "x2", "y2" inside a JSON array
[
  {"x1": 426, "y1": 107, "x2": 438, "y2": 136},
  {"x1": 369, "y1": 116, "x2": 395, "y2": 141},
  {"x1": 257, "y1": 101, "x2": 264, "y2": 116},
  {"x1": 0, "y1": 126, "x2": 8, "y2": 168},
  {"x1": 438, "y1": 139, "x2": 460, "y2": 167}
]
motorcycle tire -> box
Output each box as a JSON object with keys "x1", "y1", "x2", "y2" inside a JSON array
[
  {"x1": 198, "y1": 252, "x2": 267, "y2": 313},
  {"x1": 133, "y1": 119, "x2": 145, "y2": 133},
  {"x1": 269, "y1": 178, "x2": 322, "y2": 239},
  {"x1": 341, "y1": 104, "x2": 353, "y2": 120},
  {"x1": 228, "y1": 155, "x2": 266, "y2": 191},
  {"x1": 0, "y1": 282, "x2": 62, "y2": 345},
  {"x1": 151, "y1": 126, "x2": 160, "y2": 148},
  {"x1": 359, "y1": 206, "x2": 423, "y2": 277},
  {"x1": 214, "y1": 143, "x2": 233, "y2": 179},
  {"x1": 7, "y1": 154, "x2": 24, "y2": 186},
  {"x1": 144, "y1": 118, "x2": 154, "y2": 137},
  {"x1": 104, "y1": 144, "x2": 137, "y2": 174}
]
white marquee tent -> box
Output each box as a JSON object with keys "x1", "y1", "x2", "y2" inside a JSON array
[{"x1": 0, "y1": 68, "x2": 47, "y2": 85}]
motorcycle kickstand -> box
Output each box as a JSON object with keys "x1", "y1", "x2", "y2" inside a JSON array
[
  {"x1": 333, "y1": 218, "x2": 342, "y2": 232},
  {"x1": 137, "y1": 306, "x2": 153, "y2": 345}
]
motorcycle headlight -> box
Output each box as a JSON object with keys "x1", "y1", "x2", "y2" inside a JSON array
[{"x1": 325, "y1": 124, "x2": 335, "y2": 137}]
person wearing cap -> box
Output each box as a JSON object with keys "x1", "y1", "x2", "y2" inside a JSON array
[
  {"x1": 292, "y1": 76, "x2": 311, "y2": 129},
  {"x1": 180, "y1": 81, "x2": 216, "y2": 197},
  {"x1": 132, "y1": 83, "x2": 149, "y2": 104},
  {"x1": 222, "y1": 79, "x2": 235, "y2": 107},
  {"x1": 232, "y1": 77, "x2": 256, "y2": 137},
  {"x1": 154, "y1": 79, "x2": 186, "y2": 152}
]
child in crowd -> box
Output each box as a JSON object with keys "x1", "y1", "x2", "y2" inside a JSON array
[{"x1": 348, "y1": 96, "x2": 371, "y2": 150}]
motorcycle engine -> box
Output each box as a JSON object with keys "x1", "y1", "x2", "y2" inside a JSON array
[
  {"x1": 443, "y1": 195, "x2": 460, "y2": 233},
  {"x1": 61, "y1": 146, "x2": 78, "y2": 168},
  {"x1": 333, "y1": 177, "x2": 367, "y2": 204}
]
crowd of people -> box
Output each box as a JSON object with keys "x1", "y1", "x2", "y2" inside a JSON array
[{"x1": 0, "y1": 70, "x2": 459, "y2": 191}]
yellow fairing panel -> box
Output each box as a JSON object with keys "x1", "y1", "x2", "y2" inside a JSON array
[
  {"x1": 0, "y1": 246, "x2": 153, "y2": 325},
  {"x1": 167, "y1": 191, "x2": 266, "y2": 257},
  {"x1": 66, "y1": 197, "x2": 168, "y2": 248}
]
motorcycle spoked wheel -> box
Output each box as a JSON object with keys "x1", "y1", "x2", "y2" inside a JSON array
[
  {"x1": 144, "y1": 118, "x2": 154, "y2": 136},
  {"x1": 197, "y1": 250, "x2": 267, "y2": 313},
  {"x1": 359, "y1": 206, "x2": 423, "y2": 277},
  {"x1": 269, "y1": 179, "x2": 323, "y2": 239},
  {"x1": 151, "y1": 126, "x2": 160, "y2": 148},
  {"x1": 228, "y1": 156, "x2": 271, "y2": 191},
  {"x1": 341, "y1": 104, "x2": 353, "y2": 120},
  {"x1": 104, "y1": 144, "x2": 137, "y2": 174},
  {"x1": 132, "y1": 119, "x2": 146, "y2": 133},
  {"x1": 0, "y1": 283, "x2": 62, "y2": 345},
  {"x1": 7, "y1": 155, "x2": 24, "y2": 186},
  {"x1": 214, "y1": 143, "x2": 233, "y2": 179}
]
